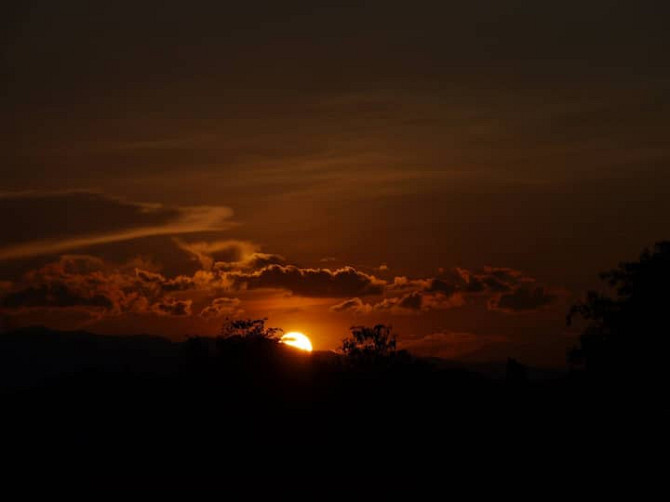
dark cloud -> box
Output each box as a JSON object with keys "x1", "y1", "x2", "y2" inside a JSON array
[
  {"x1": 329, "y1": 265, "x2": 544, "y2": 316},
  {"x1": 1, "y1": 245, "x2": 557, "y2": 351},
  {"x1": 134, "y1": 269, "x2": 164, "y2": 284},
  {"x1": 229, "y1": 265, "x2": 385, "y2": 297},
  {"x1": 2, "y1": 256, "x2": 129, "y2": 313},
  {"x1": 135, "y1": 269, "x2": 196, "y2": 292},
  {"x1": 244, "y1": 253, "x2": 287, "y2": 270},
  {"x1": 386, "y1": 277, "x2": 430, "y2": 294},
  {"x1": 200, "y1": 297, "x2": 243, "y2": 318},
  {"x1": 56, "y1": 254, "x2": 107, "y2": 275},
  {"x1": 398, "y1": 291, "x2": 423, "y2": 310},
  {"x1": 152, "y1": 298, "x2": 192, "y2": 317},
  {"x1": 330, "y1": 297, "x2": 372, "y2": 314},
  {"x1": 480, "y1": 277, "x2": 512, "y2": 293},
  {"x1": 371, "y1": 290, "x2": 465, "y2": 315},
  {"x1": 489, "y1": 286, "x2": 556, "y2": 313},
  {"x1": 213, "y1": 253, "x2": 287, "y2": 272},
  {"x1": 427, "y1": 266, "x2": 532, "y2": 296},
  {"x1": 426, "y1": 278, "x2": 459, "y2": 296},
  {"x1": 0, "y1": 255, "x2": 197, "y2": 317},
  {"x1": 374, "y1": 291, "x2": 423, "y2": 313},
  {"x1": 478, "y1": 267, "x2": 526, "y2": 292}
]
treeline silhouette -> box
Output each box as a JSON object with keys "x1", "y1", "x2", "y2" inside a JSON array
[
  {"x1": 3, "y1": 242, "x2": 669, "y2": 489},
  {"x1": 568, "y1": 241, "x2": 670, "y2": 393},
  {"x1": 1, "y1": 323, "x2": 567, "y2": 488}
]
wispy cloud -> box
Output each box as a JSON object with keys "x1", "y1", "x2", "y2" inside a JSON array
[{"x1": 0, "y1": 191, "x2": 235, "y2": 261}]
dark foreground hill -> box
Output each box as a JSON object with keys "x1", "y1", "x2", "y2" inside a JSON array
[{"x1": 1, "y1": 327, "x2": 664, "y2": 491}]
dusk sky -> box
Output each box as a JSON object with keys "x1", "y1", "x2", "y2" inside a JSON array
[{"x1": 2, "y1": 1, "x2": 669, "y2": 366}]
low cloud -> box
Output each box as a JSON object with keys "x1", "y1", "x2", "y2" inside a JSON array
[
  {"x1": 214, "y1": 253, "x2": 287, "y2": 272},
  {"x1": 1, "y1": 255, "x2": 189, "y2": 317},
  {"x1": 175, "y1": 239, "x2": 258, "y2": 270},
  {"x1": 330, "y1": 297, "x2": 373, "y2": 314},
  {"x1": 332, "y1": 289, "x2": 466, "y2": 316},
  {"x1": 200, "y1": 297, "x2": 244, "y2": 318},
  {"x1": 374, "y1": 291, "x2": 423, "y2": 314},
  {"x1": 372, "y1": 291, "x2": 465, "y2": 315},
  {"x1": 386, "y1": 276, "x2": 431, "y2": 294},
  {"x1": 152, "y1": 298, "x2": 192, "y2": 316},
  {"x1": 0, "y1": 223, "x2": 559, "y2": 335},
  {"x1": 488, "y1": 286, "x2": 556, "y2": 313},
  {"x1": 134, "y1": 269, "x2": 197, "y2": 292},
  {"x1": 229, "y1": 265, "x2": 385, "y2": 298},
  {"x1": 329, "y1": 265, "x2": 548, "y2": 316}
]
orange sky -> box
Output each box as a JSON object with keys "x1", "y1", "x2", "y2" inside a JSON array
[{"x1": 2, "y1": 1, "x2": 669, "y2": 367}]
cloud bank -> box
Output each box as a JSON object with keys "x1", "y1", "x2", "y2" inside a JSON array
[
  {"x1": 329, "y1": 266, "x2": 555, "y2": 316},
  {"x1": 0, "y1": 191, "x2": 560, "y2": 362}
]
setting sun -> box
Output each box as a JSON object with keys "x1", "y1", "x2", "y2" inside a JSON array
[{"x1": 280, "y1": 332, "x2": 313, "y2": 352}]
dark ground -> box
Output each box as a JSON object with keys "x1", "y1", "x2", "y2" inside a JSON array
[{"x1": 1, "y1": 326, "x2": 665, "y2": 492}]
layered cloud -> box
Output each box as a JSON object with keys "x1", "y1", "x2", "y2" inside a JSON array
[
  {"x1": 0, "y1": 190, "x2": 560, "y2": 358},
  {"x1": 330, "y1": 265, "x2": 555, "y2": 316},
  {"x1": 153, "y1": 298, "x2": 192, "y2": 316},
  {"x1": 3, "y1": 255, "x2": 142, "y2": 315},
  {"x1": 228, "y1": 265, "x2": 385, "y2": 297},
  {"x1": 330, "y1": 297, "x2": 373, "y2": 315},
  {"x1": 488, "y1": 286, "x2": 556, "y2": 313},
  {"x1": 1, "y1": 255, "x2": 200, "y2": 318},
  {"x1": 134, "y1": 269, "x2": 198, "y2": 292},
  {"x1": 1, "y1": 251, "x2": 557, "y2": 327},
  {"x1": 200, "y1": 297, "x2": 244, "y2": 318}
]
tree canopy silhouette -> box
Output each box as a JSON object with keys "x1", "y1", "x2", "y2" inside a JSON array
[
  {"x1": 567, "y1": 240, "x2": 670, "y2": 386},
  {"x1": 220, "y1": 318, "x2": 283, "y2": 340},
  {"x1": 215, "y1": 317, "x2": 283, "y2": 361},
  {"x1": 341, "y1": 324, "x2": 397, "y2": 365}
]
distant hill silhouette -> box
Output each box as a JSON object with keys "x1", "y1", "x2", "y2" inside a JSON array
[
  {"x1": 0, "y1": 326, "x2": 177, "y2": 389},
  {"x1": 0, "y1": 325, "x2": 561, "y2": 392}
]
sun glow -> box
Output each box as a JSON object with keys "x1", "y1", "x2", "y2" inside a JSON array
[{"x1": 280, "y1": 332, "x2": 313, "y2": 352}]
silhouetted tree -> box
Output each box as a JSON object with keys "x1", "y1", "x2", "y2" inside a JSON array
[
  {"x1": 567, "y1": 241, "x2": 670, "y2": 386},
  {"x1": 220, "y1": 318, "x2": 283, "y2": 340},
  {"x1": 341, "y1": 324, "x2": 397, "y2": 366},
  {"x1": 216, "y1": 318, "x2": 284, "y2": 373}
]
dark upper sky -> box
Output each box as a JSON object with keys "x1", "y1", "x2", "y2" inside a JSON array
[{"x1": 2, "y1": 1, "x2": 669, "y2": 366}]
